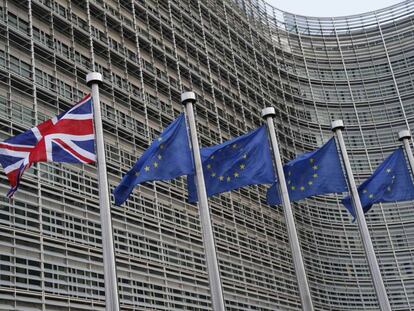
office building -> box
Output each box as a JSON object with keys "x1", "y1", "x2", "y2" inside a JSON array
[{"x1": 0, "y1": 0, "x2": 413, "y2": 310}]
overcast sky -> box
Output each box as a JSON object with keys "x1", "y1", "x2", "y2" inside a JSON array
[{"x1": 266, "y1": 0, "x2": 403, "y2": 17}]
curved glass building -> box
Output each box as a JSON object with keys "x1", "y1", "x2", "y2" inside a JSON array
[{"x1": 0, "y1": 0, "x2": 413, "y2": 310}]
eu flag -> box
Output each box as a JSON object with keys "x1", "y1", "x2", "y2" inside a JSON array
[
  {"x1": 113, "y1": 114, "x2": 194, "y2": 205},
  {"x1": 187, "y1": 126, "x2": 275, "y2": 202},
  {"x1": 267, "y1": 138, "x2": 347, "y2": 205},
  {"x1": 342, "y1": 148, "x2": 414, "y2": 218}
]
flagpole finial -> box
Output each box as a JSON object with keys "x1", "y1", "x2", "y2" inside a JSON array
[
  {"x1": 261, "y1": 107, "x2": 276, "y2": 118},
  {"x1": 86, "y1": 72, "x2": 103, "y2": 87},
  {"x1": 181, "y1": 92, "x2": 196, "y2": 105},
  {"x1": 398, "y1": 129, "x2": 411, "y2": 141},
  {"x1": 331, "y1": 120, "x2": 344, "y2": 131}
]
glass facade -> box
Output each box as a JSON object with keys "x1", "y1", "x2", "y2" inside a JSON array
[{"x1": 0, "y1": 0, "x2": 413, "y2": 310}]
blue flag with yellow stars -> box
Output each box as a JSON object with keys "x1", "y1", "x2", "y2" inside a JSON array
[
  {"x1": 267, "y1": 138, "x2": 347, "y2": 205},
  {"x1": 187, "y1": 126, "x2": 275, "y2": 202},
  {"x1": 342, "y1": 148, "x2": 414, "y2": 218},
  {"x1": 113, "y1": 113, "x2": 194, "y2": 205}
]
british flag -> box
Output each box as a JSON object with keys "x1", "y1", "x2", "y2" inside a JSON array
[{"x1": 0, "y1": 94, "x2": 96, "y2": 197}]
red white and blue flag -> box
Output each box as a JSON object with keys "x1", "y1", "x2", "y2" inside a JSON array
[{"x1": 0, "y1": 94, "x2": 96, "y2": 197}]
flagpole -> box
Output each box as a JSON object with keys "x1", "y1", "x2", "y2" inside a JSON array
[
  {"x1": 332, "y1": 120, "x2": 391, "y2": 311},
  {"x1": 181, "y1": 92, "x2": 225, "y2": 311},
  {"x1": 261, "y1": 107, "x2": 314, "y2": 311},
  {"x1": 398, "y1": 130, "x2": 414, "y2": 176},
  {"x1": 86, "y1": 72, "x2": 120, "y2": 311}
]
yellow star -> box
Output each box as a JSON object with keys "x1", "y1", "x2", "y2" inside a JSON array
[
  {"x1": 157, "y1": 154, "x2": 162, "y2": 160},
  {"x1": 300, "y1": 186, "x2": 305, "y2": 191},
  {"x1": 313, "y1": 165, "x2": 318, "y2": 170},
  {"x1": 240, "y1": 164, "x2": 245, "y2": 170},
  {"x1": 308, "y1": 181, "x2": 313, "y2": 185},
  {"x1": 287, "y1": 180, "x2": 291, "y2": 184},
  {"x1": 310, "y1": 158, "x2": 314, "y2": 163},
  {"x1": 387, "y1": 186, "x2": 392, "y2": 192},
  {"x1": 135, "y1": 171, "x2": 140, "y2": 176},
  {"x1": 288, "y1": 171, "x2": 291, "y2": 176},
  {"x1": 219, "y1": 176, "x2": 224, "y2": 181},
  {"x1": 227, "y1": 176, "x2": 231, "y2": 182},
  {"x1": 291, "y1": 186, "x2": 296, "y2": 190},
  {"x1": 232, "y1": 144, "x2": 237, "y2": 149},
  {"x1": 207, "y1": 164, "x2": 212, "y2": 170},
  {"x1": 160, "y1": 144, "x2": 164, "y2": 149},
  {"x1": 144, "y1": 166, "x2": 150, "y2": 172},
  {"x1": 313, "y1": 173, "x2": 318, "y2": 178},
  {"x1": 157, "y1": 137, "x2": 162, "y2": 141},
  {"x1": 242, "y1": 153, "x2": 247, "y2": 159},
  {"x1": 211, "y1": 155, "x2": 215, "y2": 159},
  {"x1": 386, "y1": 168, "x2": 391, "y2": 173},
  {"x1": 363, "y1": 189, "x2": 368, "y2": 194},
  {"x1": 369, "y1": 194, "x2": 374, "y2": 199},
  {"x1": 211, "y1": 172, "x2": 216, "y2": 177},
  {"x1": 234, "y1": 172, "x2": 239, "y2": 178},
  {"x1": 153, "y1": 162, "x2": 158, "y2": 168}
]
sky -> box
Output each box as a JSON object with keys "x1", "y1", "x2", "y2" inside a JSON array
[{"x1": 266, "y1": 0, "x2": 403, "y2": 17}]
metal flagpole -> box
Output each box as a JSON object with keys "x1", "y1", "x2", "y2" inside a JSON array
[
  {"x1": 398, "y1": 130, "x2": 414, "y2": 176},
  {"x1": 86, "y1": 72, "x2": 120, "y2": 311},
  {"x1": 331, "y1": 120, "x2": 391, "y2": 311},
  {"x1": 181, "y1": 92, "x2": 225, "y2": 311},
  {"x1": 261, "y1": 107, "x2": 314, "y2": 311}
]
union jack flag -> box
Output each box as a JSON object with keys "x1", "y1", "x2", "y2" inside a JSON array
[{"x1": 0, "y1": 94, "x2": 96, "y2": 197}]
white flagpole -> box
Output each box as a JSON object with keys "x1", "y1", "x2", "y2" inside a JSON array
[
  {"x1": 332, "y1": 120, "x2": 391, "y2": 311},
  {"x1": 398, "y1": 130, "x2": 414, "y2": 176},
  {"x1": 261, "y1": 107, "x2": 314, "y2": 311},
  {"x1": 181, "y1": 92, "x2": 225, "y2": 311},
  {"x1": 86, "y1": 72, "x2": 120, "y2": 311}
]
